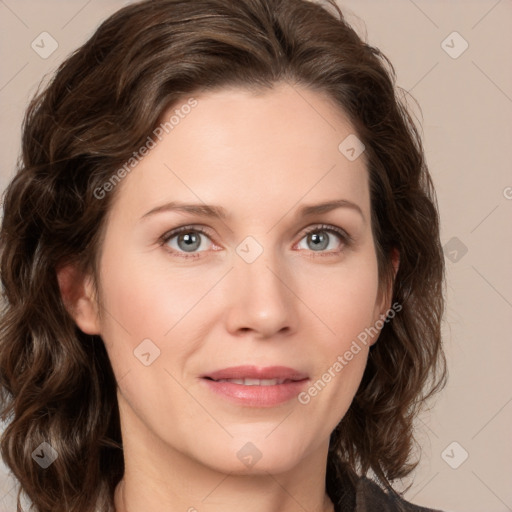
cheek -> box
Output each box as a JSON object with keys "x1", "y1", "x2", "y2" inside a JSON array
[
  {"x1": 294, "y1": 250, "x2": 380, "y2": 409},
  {"x1": 298, "y1": 252, "x2": 381, "y2": 345},
  {"x1": 95, "y1": 246, "x2": 213, "y2": 382},
  {"x1": 98, "y1": 242, "x2": 214, "y2": 336},
  {"x1": 95, "y1": 249, "x2": 213, "y2": 427}
]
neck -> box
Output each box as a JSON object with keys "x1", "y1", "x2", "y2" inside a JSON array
[
  {"x1": 113, "y1": 444, "x2": 336, "y2": 512},
  {"x1": 114, "y1": 478, "x2": 335, "y2": 512},
  {"x1": 113, "y1": 410, "x2": 336, "y2": 512},
  {"x1": 112, "y1": 389, "x2": 337, "y2": 512}
]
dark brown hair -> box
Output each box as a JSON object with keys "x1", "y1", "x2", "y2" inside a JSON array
[{"x1": 0, "y1": 0, "x2": 446, "y2": 510}]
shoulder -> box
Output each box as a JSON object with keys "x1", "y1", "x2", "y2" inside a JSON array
[{"x1": 353, "y1": 475, "x2": 445, "y2": 512}]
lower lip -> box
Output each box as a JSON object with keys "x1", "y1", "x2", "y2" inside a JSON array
[{"x1": 201, "y1": 378, "x2": 309, "y2": 407}]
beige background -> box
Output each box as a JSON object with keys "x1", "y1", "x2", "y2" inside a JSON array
[{"x1": 0, "y1": 1, "x2": 511, "y2": 511}]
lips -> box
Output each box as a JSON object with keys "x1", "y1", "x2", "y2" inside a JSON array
[
  {"x1": 213, "y1": 378, "x2": 290, "y2": 386},
  {"x1": 200, "y1": 366, "x2": 309, "y2": 407},
  {"x1": 201, "y1": 365, "x2": 309, "y2": 383}
]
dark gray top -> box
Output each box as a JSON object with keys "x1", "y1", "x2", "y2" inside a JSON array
[{"x1": 332, "y1": 474, "x2": 443, "y2": 512}]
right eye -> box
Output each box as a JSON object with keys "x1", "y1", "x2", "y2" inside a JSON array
[{"x1": 160, "y1": 225, "x2": 217, "y2": 259}]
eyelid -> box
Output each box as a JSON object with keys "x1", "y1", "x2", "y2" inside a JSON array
[{"x1": 160, "y1": 224, "x2": 214, "y2": 242}]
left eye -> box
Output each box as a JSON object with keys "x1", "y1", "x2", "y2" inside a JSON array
[{"x1": 296, "y1": 225, "x2": 348, "y2": 253}]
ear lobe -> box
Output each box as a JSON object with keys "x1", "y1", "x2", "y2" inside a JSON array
[{"x1": 56, "y1": 263, "x2": 101, "y2": 335}]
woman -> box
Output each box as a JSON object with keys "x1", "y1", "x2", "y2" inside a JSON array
[{"x1": 0, "y1": 0, "x2": 447, "y2": 511}]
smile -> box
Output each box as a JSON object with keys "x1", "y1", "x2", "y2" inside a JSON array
[{"x1": 207, "y1": 377, "x2": 293, "y2": 386}]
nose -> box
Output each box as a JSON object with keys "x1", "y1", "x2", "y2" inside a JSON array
[{"x1": 223, "y1": 246, "x2": 299, "y2": 340}]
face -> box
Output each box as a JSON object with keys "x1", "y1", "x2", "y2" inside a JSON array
[{"x1": 70, "y1": 82, "x2": 392, "y2": 477}]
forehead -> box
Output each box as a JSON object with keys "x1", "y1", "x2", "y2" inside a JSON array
[{"x1": 109, "y1": 82, "x2": 370, "y2": 222}]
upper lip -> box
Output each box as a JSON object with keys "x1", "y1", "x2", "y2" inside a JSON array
[{"x1": 202, "y1": 365, "x2": 309, "y2": 381}]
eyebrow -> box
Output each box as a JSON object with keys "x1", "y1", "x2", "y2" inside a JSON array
[{"x1": 140, "y1": 199, "x2": 364, "y2": 221}]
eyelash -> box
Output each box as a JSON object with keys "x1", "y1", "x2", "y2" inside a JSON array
[{"x1": 159, "y1": 224, "x2": 353, "y2": 259}]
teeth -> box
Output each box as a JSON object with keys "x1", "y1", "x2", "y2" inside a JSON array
[
  {"x1": 244, "y1": 378, "x2": 262, "y2": 386},
  {"x1": 215, "y1": 378, "x2": 287, "y2": 386},
  {"x1": 225, "y1": 378, "x2": 244, "y2": 385}
]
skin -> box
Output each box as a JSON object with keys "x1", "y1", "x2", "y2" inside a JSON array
[{"x1": 60, "y1": 82, "x2": 398, "y2": 512}]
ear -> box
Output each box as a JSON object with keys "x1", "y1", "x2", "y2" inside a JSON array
[
  {"x1": 56, "y1": 263, "x2": 101, "y2": 335},
  {"x1": 391, "y1": 247, "x2": 400, "y2": 280},
  {"x1": 369, "y1": 247, "x2": 400, "y2": 346}
]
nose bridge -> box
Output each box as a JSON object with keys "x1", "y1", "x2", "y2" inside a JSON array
[{"x1": 225, "y1": 236, "x2": 297, "y2": 337}]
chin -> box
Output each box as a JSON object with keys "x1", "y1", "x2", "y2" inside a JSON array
[
  {"x1": 193, "y1": 435, "x2": 311, "y2": 476},
  {"x1": 210, "y1": 454, "x2": 303, "y2": 477}
]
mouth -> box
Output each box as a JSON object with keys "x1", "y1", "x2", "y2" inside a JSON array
[
  {"x1": 203, "y1": 377, "x2": 302, "y2": 386},
  {"x1": 201, "y1": 365, "x2": 309, "y2": 382},
  {"x1": 200, "y1": 366, "x2": 309, "y2": 407}
]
